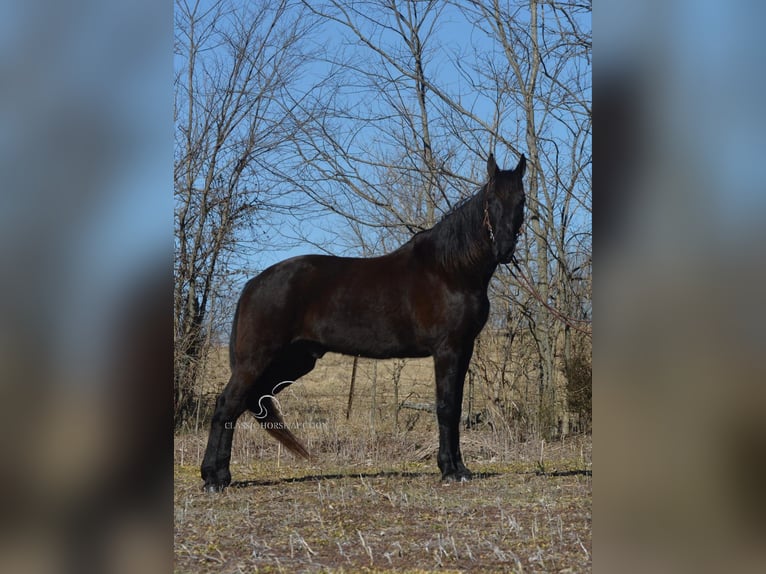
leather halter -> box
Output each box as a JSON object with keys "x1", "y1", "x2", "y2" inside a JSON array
[{"x1": 482, "y1": 184, "x2": 495, "y2": 244}]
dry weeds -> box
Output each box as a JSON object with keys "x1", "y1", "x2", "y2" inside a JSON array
[{"x1": 175, "y1": 351, "x2": 591, "y2": 573}]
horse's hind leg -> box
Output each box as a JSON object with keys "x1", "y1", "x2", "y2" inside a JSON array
[{"x1": 201, "y1": 353, "x2": 274, "y2": 492}]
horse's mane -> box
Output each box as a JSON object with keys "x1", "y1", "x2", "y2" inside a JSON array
[{"x1": 414, "y1": 185, "x2": 490, "y2": 271}]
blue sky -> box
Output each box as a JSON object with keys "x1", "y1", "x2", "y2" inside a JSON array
[{"x1": 176, "y1": 1, "x2": 591, "y2": 280}]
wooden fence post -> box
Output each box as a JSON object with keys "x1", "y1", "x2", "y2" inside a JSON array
[{"x1": 346, "y1": 356, "x2": 358, "y2": 420}]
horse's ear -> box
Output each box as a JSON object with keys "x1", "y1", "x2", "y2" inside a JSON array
[
  {"x1": 515, "y1": 154, "x2": 527, "y2": 177},
  {"x1": 487, "y1": 153, "x2": 499, "y2": 178}
]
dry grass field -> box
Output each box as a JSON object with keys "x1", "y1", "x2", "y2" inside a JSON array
[{"x1": 174, "y1": 351, "x2": 592, "y2": 573}]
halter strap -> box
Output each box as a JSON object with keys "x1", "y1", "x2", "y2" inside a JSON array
[{"x1": 482, "y1": 187, "x2": 495, "y2": 244}]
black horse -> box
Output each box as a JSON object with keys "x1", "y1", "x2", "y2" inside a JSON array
[{"x1": 202, "y1": 153, "x2": 526, "y2": 491}]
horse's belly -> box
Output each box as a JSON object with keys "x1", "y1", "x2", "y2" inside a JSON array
[{"x1": 305, "y1": 307, "x2": 432, "y2": 359}]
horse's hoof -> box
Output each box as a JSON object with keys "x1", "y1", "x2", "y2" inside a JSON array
[
  {"x1": 203, "y1": 483, "x2": 226, "y2": 493},
  {"x1": 441, "y1": 469, "x2": 473, "y2": 483}
]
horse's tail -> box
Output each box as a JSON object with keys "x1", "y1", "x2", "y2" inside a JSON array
[
  {"x1": 264, "y1": 422, "x2": 312, "y2": 460},
  {"x1": 259, "y1": 396, "x2": 311, "y2": 460}
]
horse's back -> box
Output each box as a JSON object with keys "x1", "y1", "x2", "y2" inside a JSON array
[
  {"x1": 233, "y1": 254, "x2": 368, "y2": 341},
  {"x1": 233, "y1": 251, "x2": 439, "y2": 358}
]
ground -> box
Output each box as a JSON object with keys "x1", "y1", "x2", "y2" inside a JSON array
[
  {"x1": 175, "y1": 351, "x2": 591, "y2": 572},
  {"x1": 174, "y1": 437, "x2": 591, "y2": 573}
]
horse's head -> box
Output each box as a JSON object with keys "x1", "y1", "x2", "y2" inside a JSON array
[{"x1": 485, "y1": 153, "x2": 526, "y2": 264}]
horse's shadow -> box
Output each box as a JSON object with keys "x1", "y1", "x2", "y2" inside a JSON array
[
  {"x1": 231, "y1": 469, "x2": 502, "y2": 488},
  {"x1": 230, "y1": 467, "x2": 591, "y2": 488},
  {"x1": 535, "y1": 469, "x2": 592, "y2": 477}
]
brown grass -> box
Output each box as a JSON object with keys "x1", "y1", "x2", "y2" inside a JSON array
[{"x1": 175, "y1": 350, "x2": 591, "y2": 572}]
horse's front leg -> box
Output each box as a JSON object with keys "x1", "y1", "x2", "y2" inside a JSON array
[{"x1": 433, "y1": 342, "x2": 474, "y2": 482}]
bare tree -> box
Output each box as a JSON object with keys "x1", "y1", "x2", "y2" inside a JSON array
[
  {"x1": 284, "y1": 0, "x2": 475, "y2": 253},
  {"x1": 172, "y1": 0, "x2": 591, "y2": 439},
  {"x1": 456, "y1": 0, "x2": 591, "y2": 436},
  {"x1": 290, "y1": 0, "x2": 591, "y2": 438},
  {"x1": 173, "y1": 0, "x2": 316, "y2": 428},
  {"x1": 288, "y1": 0, "x2": 591, "y2": 434}
]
